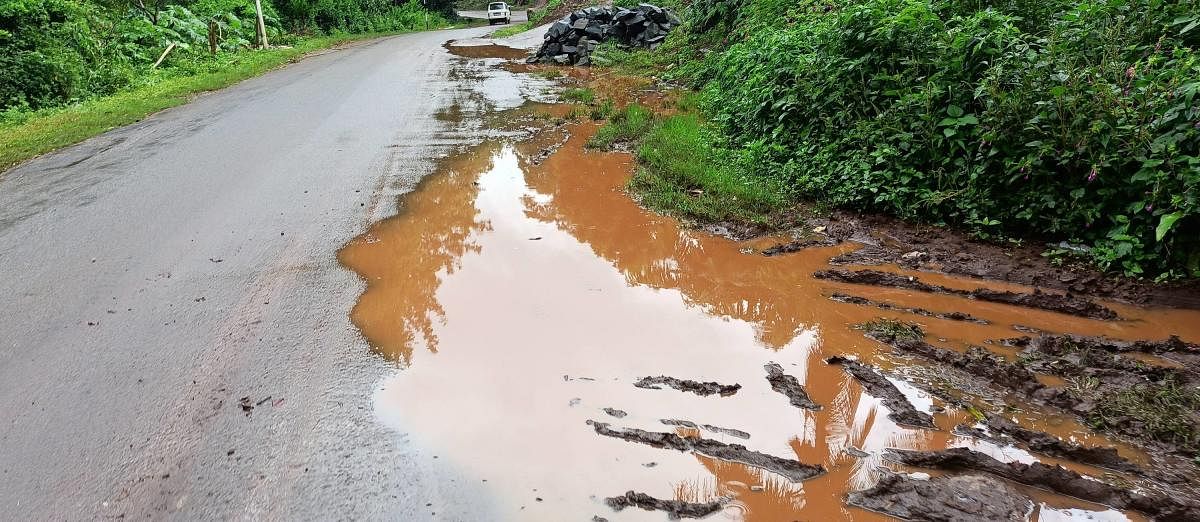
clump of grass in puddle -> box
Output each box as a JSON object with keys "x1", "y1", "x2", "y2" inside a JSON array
[
  {"x1": 562, "y1": 87, "x2": 595, "y2": 104},
  {"x1": 590, "y1": 99, "x2": 615, "y2": 121},
  {"x1": 630, "y1": 114, "x2": 783, "y2": 224},
  {"x1": 566, "y1": 105, "x2": 589, "y2": 121},
  {"x1": 860, "y1": 318, "x2": 925, "y2": 342},
  {"x1": 587, "y1": 104, "x2": 654, "y2": 149}
]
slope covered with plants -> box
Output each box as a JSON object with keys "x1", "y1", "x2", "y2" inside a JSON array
[{"x1": 599, "y1": 0, "x2": 1200, "y2": 279}]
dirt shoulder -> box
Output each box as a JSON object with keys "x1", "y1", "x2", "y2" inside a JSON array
[{"x1": 818, "y1": 211, "x2": 1200, "y2": 308}]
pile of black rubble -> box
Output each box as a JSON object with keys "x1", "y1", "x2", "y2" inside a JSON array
[{"x1": 528, "y1": 4, "x2": 680, "y2": 66}]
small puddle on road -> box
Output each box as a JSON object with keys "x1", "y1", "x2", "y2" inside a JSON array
[{"x1": 339, "y1": 115, "x2": 1200, "y2": 519}]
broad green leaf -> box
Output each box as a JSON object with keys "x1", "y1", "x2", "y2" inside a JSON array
[{"x1": 1156, "y1": 212, "x2": 1184, "y2": 242}]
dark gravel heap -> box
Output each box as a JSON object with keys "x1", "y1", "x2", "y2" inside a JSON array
[{"x1": 528, "y1": 4, "x2": 680, "y2": 65}]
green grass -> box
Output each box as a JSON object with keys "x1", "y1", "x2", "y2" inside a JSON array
[
  {"x1": 1090, "y1": 378, "x2": 1200, "y2": 452},
  {"x1": 0, "y1": 27, "x2": 453, "y2": 174},
  {"x1": 492, "y1": 21, "x2": 535, "y2": 37},
  {"x1": 587, "y1": 104, "x2": 655, "y2": 149},
  {"x1": 587, "y1": 105, "x2": 785, "y2": 224},
  {"x1": 589, "y1": 99, "x2": 615, "y2": 120},
  {"x1": 561, "y1": 87, "x2": 595, "y2": 103},
  {"x1": 860, "y1": 318, "x2": 926, "y2": 341},
  {"x1": 627, "y1": 114, "x2": 784, "y2": 224}
]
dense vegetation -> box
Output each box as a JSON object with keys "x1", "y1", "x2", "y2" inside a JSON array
[
  {"x1": 1, "y1": 0, "x2": 452, "y2": 117},
  {"x1": 598, "y1": 0, "x2": 1200, "y2": 278}
]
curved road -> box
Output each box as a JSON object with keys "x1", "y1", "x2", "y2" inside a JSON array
[{"x1": 0, "y1": 27, "x2": 500, "y2": 520}]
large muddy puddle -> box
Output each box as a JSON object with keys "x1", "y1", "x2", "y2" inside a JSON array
[{"x1": 338, "y1": 45, "x2": 1200, "y2": 521}]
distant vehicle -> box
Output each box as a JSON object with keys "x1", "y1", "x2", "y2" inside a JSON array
[{"x1": 487, "y1": 2, "x2": 511, "y2": 24}]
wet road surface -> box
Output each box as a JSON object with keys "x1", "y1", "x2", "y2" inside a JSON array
[
  {"x1": 4, "y1": 23, "x2": 1200, "y2": 522},
  {"x1": 0, "y1": 27, "x2": 502, "y2": 520}
]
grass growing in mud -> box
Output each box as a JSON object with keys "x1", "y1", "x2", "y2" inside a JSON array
[
  {"x1": 587, "y1": 104, "x2": 654, "y2": 149},
  {"x1": 861, "y1": 319, "x2": 925, "y2": 342},
  {"x1": 1090, "y1": 378, "x2": 1200, "y2": 453},
  {"x1": 562, "y1": 87, "x2": 595, "y2": 104},
  {"x1": 590, "y1": 103, "x2": 785, "y2": 225}
]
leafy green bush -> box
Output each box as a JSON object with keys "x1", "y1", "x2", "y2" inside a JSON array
[
  {"x1": 0, "y1": 0, "x2": 104, "y2": 109},
  {"x1": 697, "y1": 0, "x2": 1200, "y2": 277},
  {"x1": 278, "y1": 0, "x2": 451, "y2": 33},
  {"x1": 1, "y1": 0, "x2": 447, "y2": 115}
]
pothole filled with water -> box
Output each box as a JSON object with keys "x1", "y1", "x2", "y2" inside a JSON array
[{"x1": 337, "y1": 42, "x2": 1200, "y2": 521}]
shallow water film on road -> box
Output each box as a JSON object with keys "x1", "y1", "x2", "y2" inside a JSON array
[{"x1": 337, "y1": 44, "x2": 1200, "y2": 521}]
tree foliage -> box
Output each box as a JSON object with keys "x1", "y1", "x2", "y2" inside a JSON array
[
  {"x1": 690, "y1": 0, "x2": 1200, "y2": 278},
  {"x1": 1, "y1": 0, "x2": 446, "y2": 114}
]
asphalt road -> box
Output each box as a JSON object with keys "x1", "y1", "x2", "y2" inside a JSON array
[{"x1": 0, "y1": 26, "x2": 501, "y2": 520}]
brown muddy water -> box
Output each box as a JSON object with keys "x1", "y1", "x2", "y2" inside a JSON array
[{"x1": 338, "y1": 47, "x2": 1200, "y2": 521}]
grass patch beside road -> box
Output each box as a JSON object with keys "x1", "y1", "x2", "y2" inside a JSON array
[
  {"x1": 589, "y1": 103, "x2": 784, "y2": 225},
  {"x1": 0, "y1": 29, "x2": 453, "y2": 174},
  {"x1": 631, "y1": 114, "x2": 783, "y2": 224},
  {"x1": 587, "y1": 104, "x2": 653, "y2": 149},
  {"x1": 492, "y1": 21, "x2": 535, "y2": 37}
]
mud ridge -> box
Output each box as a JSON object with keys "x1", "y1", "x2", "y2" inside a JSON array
[
  {"x1": 886, "y1": 447, "x2": 1200, "y2": 521},
  {"x1": 760, "y1": 236, "x2": 839, "y2": 256},
  {"x1": 870, "y1": 332, "x2": 1042, "y2": 393},
  {"x1": 825, "y1": 356, "x2": 936, "y2": 429},
  {"x1": 829, "y1": 292, "x2": 989, "y2": 324},
  {"x1": 871, "y1": 328, "x2": 1200, "y2": 456},
  {"x1": 1003, "y1": 334, "x2": 1200, "y2": 372},
  {"x1": 633, "y1": 376, "x2": 741, "y2": 397},
  {"x1": 822, "y1": 215, "x2": 1200, "y2": 308},
  {"x1": 814, "y1": 269, "x2": 1118, "y2": 320},
  {"x1": 603, "y1": 408, "x2": 628, "y2": 418},
  {"x1": 660, "y1": 419, "x2": 751, "y2": 439},
  {"x1": 587, "y1": 421, "x2": 825, "y2": 482},
  {"x1": 955, "y1": 415, "x2": 1139, "y2": 473},
  {"x1": 873, "y1": 331, "x2": 1106, "y2": 418},
  {"x1": 1014, "y1": 338, "x2": 1191, "y2": 385},
  {"x1": 605, "y1": 491, "x2": 727, "y2": 519},
  {"x1": 763, "y1": 363, "x2": 821, "y2": 411},
  {"x1": 847, "y1": 470, "x2": 1032, "y2": 521}
]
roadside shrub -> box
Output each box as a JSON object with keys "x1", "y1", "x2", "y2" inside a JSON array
[
  {"x1": 0, "y1": 0, "x2": 101, "y2": 109},
  {"x1": 1, "y1": 0, "x2": 446, "y2": 114},
  {"x1": 698, "y1": 0, "x2": 1200, "y2": 278},
  {"x1": 278, "y1": 0, "x2": 451, "y2": 32}
]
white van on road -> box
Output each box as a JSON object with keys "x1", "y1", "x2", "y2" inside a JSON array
[{"x1": 487, "y1": 2, "x2": 511, "y2": 24}]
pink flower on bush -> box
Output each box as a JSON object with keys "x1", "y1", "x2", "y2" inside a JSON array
[{"x1": 1086, "y1": 167, "x2": 1097, "y2": 183}]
